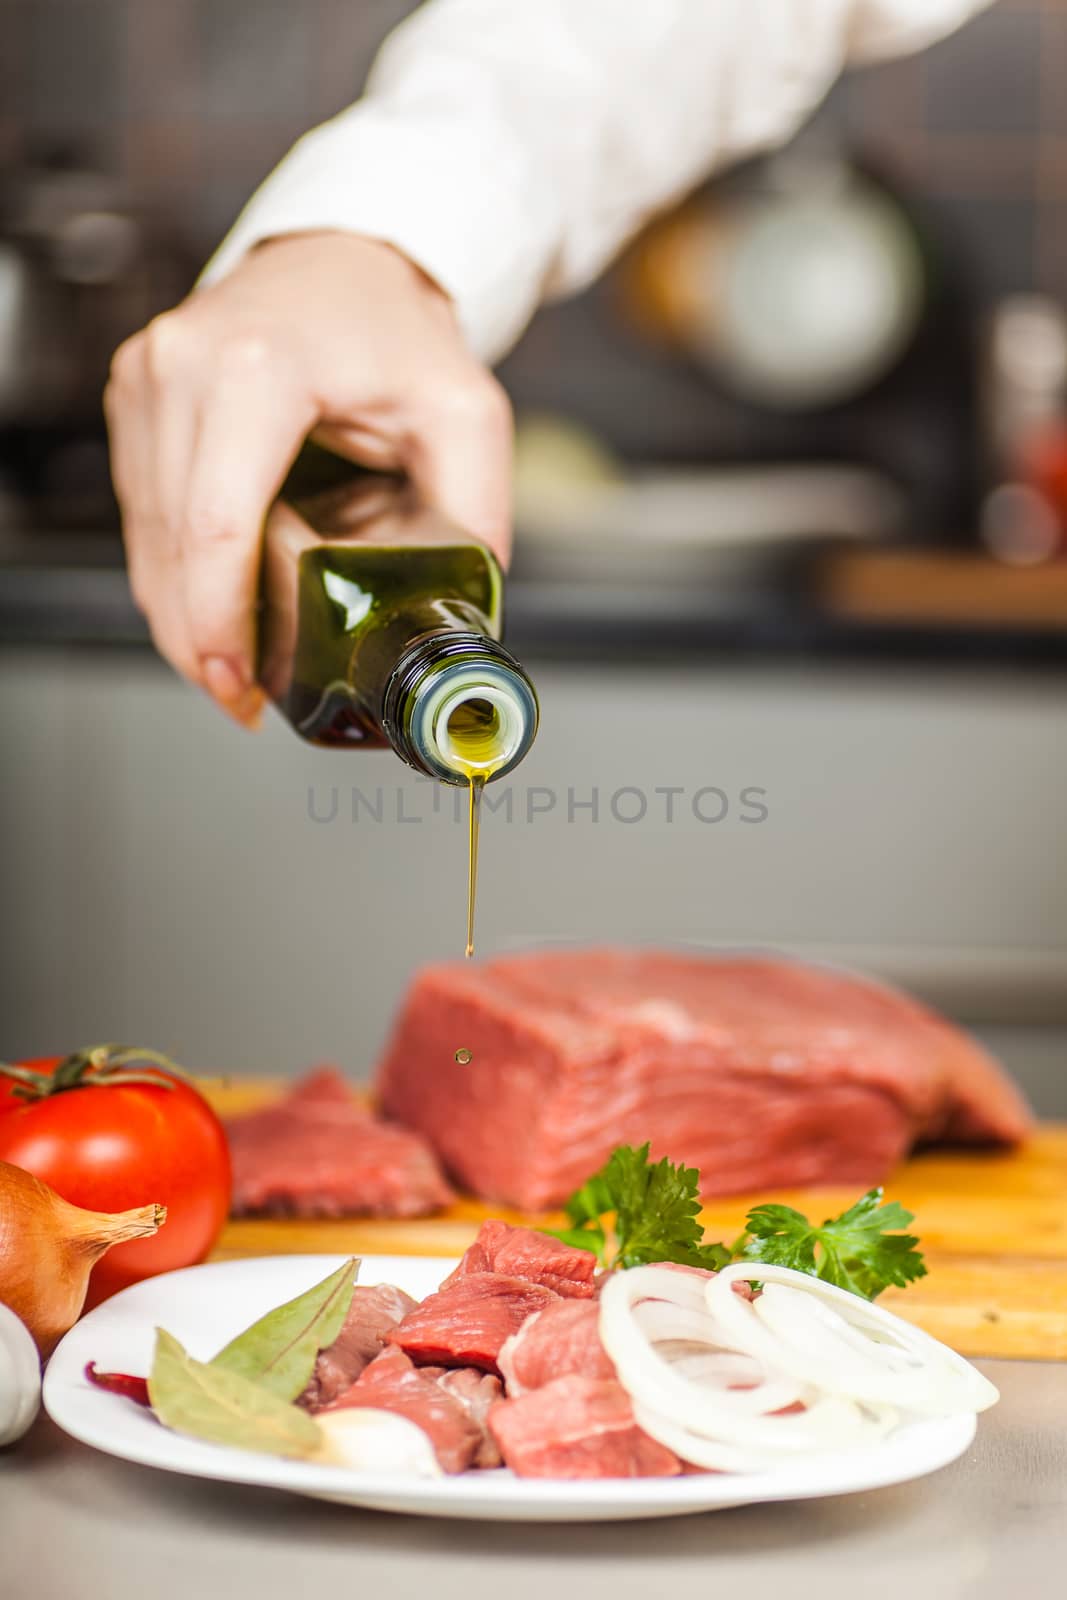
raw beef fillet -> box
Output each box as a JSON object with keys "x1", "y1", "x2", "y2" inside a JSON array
[
  {"x1": 376, "y1": 949, "x2": 1032, "y2": 1208},
  {"x1": 387, "y1": 1272, "x2": 560, "y2": 1374},
  {"x1": 225, "y1": 1067, "x2": 452, "y2": 1218},
  {"x1": 489, "y1": 1374, "x2": 681, "y2": 1479},
  {"x1": 498, "y1": 1299, "x2": 615, "y2": 1396},
  {"x1": 442, "y1": 1220, "x2": 597, "y2": 1299},
  {"x1": 299, "y1": 1283, "x2": 419, "y2": 1411},
  {"x1": 329, "y1": 1348, "x2": 494, "y2": 1472}
]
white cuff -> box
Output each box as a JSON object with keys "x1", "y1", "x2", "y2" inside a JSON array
[{"x1": 199, "y1": 101, "x2": 551, "y2": 364}]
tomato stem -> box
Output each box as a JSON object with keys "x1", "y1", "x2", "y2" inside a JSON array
[
  {"x1": 0, "y1": 1063, "x2": 48, "y2": 1087},
  {"x1": 83, "y1": 1072, "x2": 181, "y2": 1090},
  {"x1": 0, "y1": 1045, "x2": 186, "y2": 1102}
]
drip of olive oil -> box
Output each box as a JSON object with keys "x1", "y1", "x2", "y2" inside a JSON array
[{"x1": 442, "y1": 695, "x2": 509, "y2": 960}]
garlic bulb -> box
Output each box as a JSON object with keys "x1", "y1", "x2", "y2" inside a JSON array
[{"x1": 0, "y1": 1302, "x2": 41, "y2": 1446}]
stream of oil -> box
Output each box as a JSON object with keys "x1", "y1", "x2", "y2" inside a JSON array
[
  {"x1": 445, "y1": 697, "x2": 508, "y2": 1061},
  {"x1": 465, "y1": 773, "x2": 485, "y2": 959},
  {"x1": 444, "y1": 696, "x2": 506, "y2": 965}
]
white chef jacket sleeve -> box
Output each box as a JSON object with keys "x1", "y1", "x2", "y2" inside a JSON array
[{"x1": 201, "y1": 0, "x2": 994, "y2": 363}]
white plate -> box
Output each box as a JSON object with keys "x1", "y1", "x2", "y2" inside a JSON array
[{"x1": 45, "y1": 1254, "x2": 977, "y2": 1523}]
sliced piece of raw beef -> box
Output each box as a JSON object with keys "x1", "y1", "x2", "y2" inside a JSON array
[
  {"x1": 489, "y1": 1374, "x2": 681, "y2": 1479},
  {"x1": 226, "y1": 1067, "x2": 452, "y2": 1218},
  {"x1": 498, "y1": 1299, "x2": 615, "y2": 1396},
  {"x1": 387, "y1": 1272, "x2": 560, "y2": 1374},
  {"x1": 442, "y1": 1220, "x2": 597, "y2": 1299},
  {"x1": 276, "y1": 1069, "x2": 351, "y2": 1108},
  {"x1": 329, "y1": 1347, "x2": 483, "y2": 1472},
  {"x1": 299, "y1": 1283, "x2": 419, "y2": 1411},
  {"x1": 376, "y1": 950, "x2": 1032, "y2": 1208}
]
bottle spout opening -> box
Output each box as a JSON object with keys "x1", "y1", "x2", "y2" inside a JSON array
[
  {"x1": 434, "y1": 686, "x2": 525, "y2": 775},
  {"x1": 383, "y1": 629, "x2": 539, "y2": 784}
]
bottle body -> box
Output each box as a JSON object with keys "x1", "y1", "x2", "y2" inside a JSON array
[{"x1": 259, "y1": 478, "x2": 538, "y2": 783}]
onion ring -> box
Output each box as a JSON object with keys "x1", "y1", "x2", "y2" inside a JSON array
[{"x1": 706, "y1": 1264, "x2": 999, "y2": 1417}]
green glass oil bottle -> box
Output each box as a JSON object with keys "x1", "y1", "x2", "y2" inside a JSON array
[{"x1": 258, "y1": 464, "x2": 539, "y2": 787}]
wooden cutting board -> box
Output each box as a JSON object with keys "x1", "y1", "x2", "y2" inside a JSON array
[{"x1": 204, "y1": 1080, "x2": 1067, "y2": 1363}]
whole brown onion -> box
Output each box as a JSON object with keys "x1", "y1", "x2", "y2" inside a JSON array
[{"x1": 0, "y1": 1159, "x2": 165, "y2": 1355}]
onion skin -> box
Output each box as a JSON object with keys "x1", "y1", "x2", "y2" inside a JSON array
[{"x1": 0, "y1": 1160, "x2": 165, "y2": 1356}]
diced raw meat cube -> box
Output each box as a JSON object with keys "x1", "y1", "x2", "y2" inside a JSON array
[
  {"x1": 329, "y1": 1348, "x2": 485, "y2": 1473},
  {"x1": 489, "y1": 1375, "x2": 681, "y2": 1479},
  {"x1": 431, "y1": 1367, "x2": 504, "y2": 1468},
  {"x1": 442, "y1": 1220, "x2": 597, "y2": 1299},
  {"x1": 376, "y1": 950, "x2": 1031, "y2": 1209},
  {"x1": 387, "y1": 1272, "x2": 560, "y2": 1374},
  {"x1": 498, "y1": 1299, "x2": 615, "y2": 1396},
  {"x1": 299, "y1": 1283, "x2": 419, "y2": 1411}
]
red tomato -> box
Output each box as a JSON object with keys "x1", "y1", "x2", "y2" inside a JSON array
[{"x1": 0, "y1": 1068, "x2": 231, "y2": 1304}]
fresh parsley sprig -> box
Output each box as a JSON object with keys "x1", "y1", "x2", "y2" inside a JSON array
[
  {"x1": 549, "y1": 1144, "x2": 926, "y2": 1299},
  {"x1": 553, "y1": 1143, "x2": 731, "y2": 1272},
  {"x1": 735, "y1": 1189, "x2": 927, "y2": 1299}
]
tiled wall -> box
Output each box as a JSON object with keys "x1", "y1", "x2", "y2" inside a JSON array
[
  {"x1": 834, "y1": 0, "x2": 1066, "y2": 299},
  {"x1": 1, "y1": 0, "x2": 1063, "y2": 406},
  {"x1": 0, "y1": 1, "x2": 414, "y2": 254}
]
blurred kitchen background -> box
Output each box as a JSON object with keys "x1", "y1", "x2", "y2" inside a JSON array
[{"x1": 1, "y1": 0, "x2": 1065, "y2": 1110}]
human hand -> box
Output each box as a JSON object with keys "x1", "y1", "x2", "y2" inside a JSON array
[{"x1": 105, "y1": 234, "x2": 512, "y2": 727}]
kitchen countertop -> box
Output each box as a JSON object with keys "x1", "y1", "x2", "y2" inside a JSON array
[
  {"x1": 3, "y1": 557, "x2": 1067, "y2": 666},
  {"x1": 3, "y1": 1359, "x2": 1064, "y2": 1600}
]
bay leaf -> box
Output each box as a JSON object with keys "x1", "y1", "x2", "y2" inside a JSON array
[
  {"x1": 210, "y1": 1258, "x2": 359, "y2": 1400},
  {"x1": 148, "y1": 1328, "x2": 322, "y2": 1459}
]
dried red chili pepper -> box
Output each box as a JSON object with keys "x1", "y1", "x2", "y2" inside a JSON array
[{"x1": 85, "y1": 1361, "x2": 151, "y2": 1406}]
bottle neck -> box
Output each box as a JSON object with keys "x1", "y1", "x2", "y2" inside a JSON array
[{"x1": 381, "y1": 631, "x2": 539, "y2": 785}]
